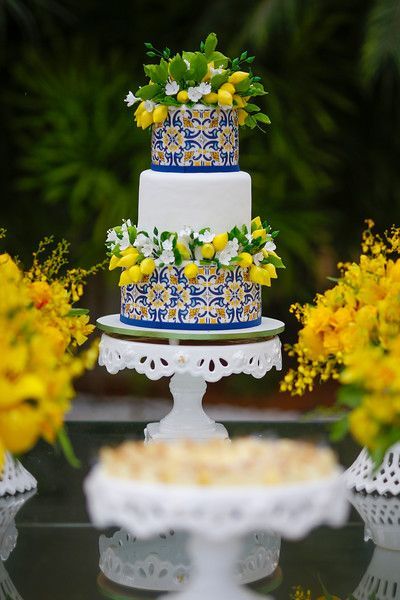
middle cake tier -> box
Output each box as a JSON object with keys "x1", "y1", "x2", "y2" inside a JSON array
[{"x1": 138, "y1": 169, "x2": 252, "y2": 233}]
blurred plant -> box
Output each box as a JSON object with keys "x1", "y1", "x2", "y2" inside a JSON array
[
  {"x1": 362, "y1": 0, "x2": 400, "y2": 85},
  {"x1": 9, "y1": 39, "x2": 147, "y2": 263},
  {"x1": 281, "y1": 221, "x2": 400, "y2": 464},
  {"x1": 0, "y1": 231, "x2": 102, "y2": 466}
]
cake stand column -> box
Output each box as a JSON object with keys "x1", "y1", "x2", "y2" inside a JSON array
[
  {"x1": 159, "y1": 534, "x2": 263, "y2": 600},
  {"x1": 145, "y1": 373, "x2": 228, "y2": 442}
]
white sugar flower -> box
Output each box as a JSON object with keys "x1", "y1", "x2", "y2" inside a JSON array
[
  {"x1": 198, "y1": 230, "x2": 215, "y2": 243},
  {"x1": 124, "y1": 91, "x2": 139, "y2": 107},
  {"x1": 141, "y1": 240, "x2": 155, "y2": 257},
  {"x1": 106, "y1": 229, "x2": 119, "y2": 246},
  {"x1": 217, "y1": 238, "x2": 239, "y2": 266},
  {"x1": 188, "y1": 82, "x2": 211, "y2": 102},
  {"x1": 144, "y1": 100, "x2": 156, "y2": 112},
  {"x1": 184, "y1": 58, "x2": 191, "y2": 69},
  {"x1": 119, "y1": 233, "x2": 131, "y2": 251},
  {"x1": 160, "y1": 249, "x2": 175, "y2": 264},
  {"x1": 162, "y1": 238, "x2": 173, "y2": 251},
  {"x1": 245, "y1": 233, "x2": 253, "y2": 244},
  {"x1": 121, "y1": 219, "x2": 132, "y2": 234},
  {"x1": 165, "y1": 79, "x2": 180, "y2": 96},
  {"x1": 210, "y1": 67, "x2": 224, "y2": 77},
  {"x1": 135, "y1": 233, "x2": 149, "y2": 248},
  {"x1": 178, "y1": 226, "x2": 193, "y2": 244},
  {"x1": 253, "y1": 251, "x2": 264, "y2": 266},
  {"x1": 264, "y1": 240, "x2": 276, "y2": 252}
]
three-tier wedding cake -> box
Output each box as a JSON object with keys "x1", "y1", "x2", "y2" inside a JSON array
[{"x1": 106, "y1": 34, "x2": 284, "y2": 331}]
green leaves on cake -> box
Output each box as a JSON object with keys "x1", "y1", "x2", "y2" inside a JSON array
[
  {"x1": 124, "y1": 33, "x2": 270, "y2": 131},
  {"x1": 105, "y1": 218, "x2": 284, "y2": 287}
]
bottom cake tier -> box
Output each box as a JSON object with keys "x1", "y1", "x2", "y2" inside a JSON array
[{"x1": 120, "y1": 265, "x2": 261, "y2": 330}]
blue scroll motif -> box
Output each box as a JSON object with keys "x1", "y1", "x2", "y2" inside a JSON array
[
  {"x1": 151, "y1": 107, "x2": 239, "y2": 172},
  {"x1": 120, "y1": 265, "x2": 261, "y2": 330}
]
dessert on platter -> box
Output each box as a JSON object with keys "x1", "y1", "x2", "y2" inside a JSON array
[
  {"x1": 106, "y1": 33, "x2": 285, "y2": 331},
  {"x1": 100, "y1": 438, "x2": 337, "y2": 487}
]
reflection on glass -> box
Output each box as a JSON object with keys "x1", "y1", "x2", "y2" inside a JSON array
[
  {"x1": 350, "y1": 492, "x2": 400, "y2": 600},
  {"x1": 98, "y1": 528, "x2": 280, "y2": 595},
  {"x1": 0, "y1": 491, "x2": 35, "y2": 600}
]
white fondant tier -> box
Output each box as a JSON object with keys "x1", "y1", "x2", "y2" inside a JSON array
[{"x1": 138, "y1": 170, "x2": 251, "y2": 233}]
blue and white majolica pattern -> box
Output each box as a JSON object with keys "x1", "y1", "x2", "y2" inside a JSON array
[
  {"x1": 120, "y1": 265, "x2": 261, "y2": 330},
  {"x1": 151, "y1": 107, "x2": 239, "y2": 172}
]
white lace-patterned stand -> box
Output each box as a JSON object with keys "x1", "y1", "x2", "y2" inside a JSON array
[
  {"x1": 85, "y1": 466, "x2": 348, "y2": 600},
  {"x1": 349, "y1": 491, "x2": 400, "y2": 600},
  {"x1": 345, "y1": 442, "x2": 400, "y2": 495},
  {"x1": 0, "y1": 453, "x2": 37, "y2": 497},
  {"x1": 0, "y1": 490, "x2": 35, "y2": 600},
  {"x1": 97, "y1": 315, "x2": 284, "y2": 442},
  {"x1": 99, "y1": 529, "x2": 280, "y2": 593}
]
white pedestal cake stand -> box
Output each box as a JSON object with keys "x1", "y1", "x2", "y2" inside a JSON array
[
  {"x1": 97, "y1": 315, "x2": 284, "y2": 442},
  {"x1": 85, "y1": 466, "x2": 348, "y2": 600},
  {"x1": 0, "y1": 453, "x2": 37, "y2": 497}
]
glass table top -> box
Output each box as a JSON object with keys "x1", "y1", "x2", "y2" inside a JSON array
[{"x1": 4, "y1": 421, "x2": 393, "y2": 600}]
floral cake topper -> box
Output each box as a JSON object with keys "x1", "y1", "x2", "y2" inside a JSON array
[{"x1": 124, "y1": 33, "x2": 270, "y2": 130}]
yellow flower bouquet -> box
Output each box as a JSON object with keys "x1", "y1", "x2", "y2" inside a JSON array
[
  {"x1": 0, "y1": 235, "x2": 101, "y2": 467},
  {"x1": 281, "y1": 221, "x2": 400, "y2": 464}
]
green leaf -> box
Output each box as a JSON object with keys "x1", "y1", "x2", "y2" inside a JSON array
[
  {"x1": 245, "y1": 114, "x2": 257, "y2": 129},
  {"x1": 244, "y1": 103, "x2": 261, "y2": 114},
  {"x1": 338, "y1": 384, "x2": 363, "y2": 408},
  {"x1": 265, "y1": 254, "x2": 285, "y2": 269},
  {"x1": 255, "y1": 113, "x2": 271, "y2": 124},
  {"x1": 143, "y1": 60, "x2": 169, "y2": 85},
  {"x1": 67, "y1": 307, "x2": 89, "y2": 316},
  {"x1": 169, "y1": 54, "x2": 188, "y2": 81},
  {"x1": 173, "y1": 247, "x2": 183, "y2": 266},
  {"x1": 204, "y1": 33, "x2": 218, "y2": 59},
  {"x1": 234, "y1": 77, "x2": 251, "y2": 93},
  {"x1": 211, "y1": 71, "x2": 229, "y2": 91},
  {"x1": 57, "y1": 427, "x2": 81, "y2": 468},
  {"x1": 208, "y1": 50, "x2": 229, "y2": 68},
  {"x1": 330, "y1": 415, "x2": 349, "y2": 441},
  {"x1": 135, "y1": 83, "x2": 161, "y2": 100},
  {"x1": 246, "y1": 83, "x2": 267, "y2": 97},
  {"x1": 187, "y1": 52, "x2": 208, "y2": 82}
]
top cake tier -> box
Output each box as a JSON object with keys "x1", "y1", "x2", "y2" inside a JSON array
[{"x1": 151, "y1": 106, "x2": 239, "y2": 172}]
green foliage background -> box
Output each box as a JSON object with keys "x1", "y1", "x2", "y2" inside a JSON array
[{"x1": 1, "y1": 0, "x2": 400, "y2": 398}]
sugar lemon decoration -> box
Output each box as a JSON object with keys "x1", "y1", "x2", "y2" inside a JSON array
[
  {"x1": 201, "y1": 243, "x2": 215, "y2": 259},
  {"x1": 238, "y1": 252, "x2": 253, "y2": 268},
  {"x1": 153, "y1": 105, "x2": 168, "y2": 124},
  {"x1": 140, "y1": 258, "x2": 156, "y2": 275},
  {"x1": 184, "y1": 263, "x2": 199, "y2": 279},
  {"x1": 212, "y1": 232, "x2": 228, "y2": 252}
]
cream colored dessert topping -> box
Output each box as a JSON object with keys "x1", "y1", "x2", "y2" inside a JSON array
[{"x1": 100, "y1": 438, "x2": 337, "y2": 487}]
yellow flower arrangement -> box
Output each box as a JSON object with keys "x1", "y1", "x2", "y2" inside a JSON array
[
  {"x1": 0, "y1": 234, "x2": 102, "y2": 467},
  {"x1": 281, "y1": 221, "x2": 400, "y2": 463}
]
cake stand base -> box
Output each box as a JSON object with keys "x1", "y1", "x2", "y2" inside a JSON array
[
  {"x1": 0, "y1": 453, "x2": 37, "y2": 497},
  {"x1": 145, "y1": 421, "x2": 228, "y2": 442}
]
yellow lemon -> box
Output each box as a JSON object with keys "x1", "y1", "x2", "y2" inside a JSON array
[
  {"x1": 153, "y1": 104, "x2": 168, "y2": 124},
  {"x1": 233, "y1": 94, "x2": 246, "y2": 108},
  {"x1": 0, "y1": 404, "x2": 42, "y2": 454},
  {"x1": 203, "y1": 92, "x2": 219, "y2": 104},
  {"x1": 109, "y1": 255, "x2": 120, "y2": 271},
  {"x1": 263, "y1": 263, "x2": 277, "y2": 279},
  {"x1": 120, "y1": 246, "x2": 138, "y2": 256},
  {"x1": 184, "y1": 262, "x2": 199, "y2": 279},
  {"x1": 202, "y1": 61, "x2": 214, "y2": 82},
  {"x1": 251, "y1": 216, "x2": 262, "y2": 231},
  {"x1": 217, "y1": 89, "x2": 233, "y2": 107},
  {"x1": 213, "y1": 233, "x2": 228, "y2": 251},
  {"x1": 238, "y1": 252, "x2": 253, "y2": 268},
  {"x1": 118, "y1": 270, "x2": 131, "y2": 286},
  {"x1": 128, "y1": 265, "x2": 143, "y2": 283},
  {"x1": 176, "y1": 242, "x2": 191, "y2": 260},
  {"x1": 220, "y1": 82, "x2": 236, "y2": 95},
  {"x1": 134, "y1": 101, "x2": 146, "y2": 116},
  {"x1": 118, "y1": 253, "x2": 139, "y2": 268},
  {"x1": 140, "y1": 258, "x2": 156, "y2": 275},
  {"x1": 237, "y1": 109, "x2": 247, "y2": 126},
  {"x1": 252, "y1": 228, "x2": 267, "y2": 242},
  {"x1": 140, "y1": 110, "x2": 153, "y2": 129},
  {"x1": 177, "y1": 90, "x2": 189, "y2": 103},
  {"x1": 201, "y1": 243, "x2": 215, "y2": 259},
  {"x1": 136, "y1": 112, "x2": 142, "y2": 127},
  {"x1": 228, "y1": 71, "x2": 249, "y2": 85}
]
